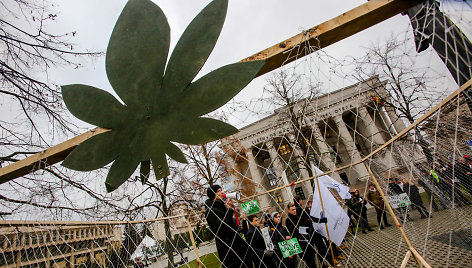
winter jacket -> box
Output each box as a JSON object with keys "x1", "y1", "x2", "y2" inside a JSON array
[{"x1": 204, "y1": 199, "x2": 250, "y2": 268}]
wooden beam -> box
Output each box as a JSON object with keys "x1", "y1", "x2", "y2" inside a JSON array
[
  {"x1": 243, "y1": 0, "x2": 422, "y2": 77},
  {"x1": 0, "y1": 0, "x2": 422, "y2": 182},
  {"x1": 0, "y1": 128, "x2": 108, "y2": 183}
]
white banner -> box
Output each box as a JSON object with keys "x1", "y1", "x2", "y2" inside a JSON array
[
  {"x1": 311, "y1": 164, "x2": 351, "y2": 199},
  {"x1": 310, "y1": 166, "x2": 349, "y2": 246},
  {"x1": 387, "y1": 193, "x2": 411, "y2": 208},
  {"x1": 261, "y1": 227, "x2": 274, "y2": 250}
]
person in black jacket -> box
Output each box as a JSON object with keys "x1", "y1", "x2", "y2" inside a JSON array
[
  {"x1": 246, "y1": 214, "x2": 275, "y2": 268},
  {"x1": 403, "y1": 178, "x2": 429, "y2": 218},
  {"x1": 285, "y1": 202, "x2": 328, "y2": 268},
  {"x1": 204, "y1": 185, "x2": 251, "y2": 268},
  {"x1": 270, "y1": 212, "x2": 295, "y2": 268}
]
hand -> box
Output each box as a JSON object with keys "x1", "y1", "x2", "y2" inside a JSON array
[
  {"x1": 286, "y1": 236, "x2": 291, "y2": 240},
  {"x1": 225, "y1": 199, "x2": 233, "y2": 208},
  {"x1": 263, "y1": 250, "x2": 274, "y2": 258},
  {"x1": 319, "y1": 217, "x2": 328, "y2": 224}
]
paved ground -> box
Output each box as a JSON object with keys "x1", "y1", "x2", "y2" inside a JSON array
[
  {"x1": 151, "y1": 206, "x2": 472, "y2": 267},
  {"x1": 338, "y1": 206, "x2": 472, "y2": 267}
]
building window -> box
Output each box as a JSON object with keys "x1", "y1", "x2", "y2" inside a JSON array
[
  {"x1": 295, "y1": 187, "x2": 306, "y2": 200},
  {"x1": 267, "y1": 174, "x2": 278, "y2": 186},
  {"x1": 274, "y1": 192, "x2": 283, "y2": 203},
  {"x1": 340, "y1": 172, "x2": 350, "y2": 185},
  {"x1": 278, "y1": 144, "x2": 291, "y2": 155},
  {"x1": 329, "y1": 145, "x2": 342, "y2": 164},
  {"x1": 287, "y1": 162, "x2": 300, "y2": 181},
  {"x1": 266, "y1": 167, "x2": 279, "y2": 186}
]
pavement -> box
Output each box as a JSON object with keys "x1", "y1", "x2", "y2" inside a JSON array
[{"x1": 337, "y1": 206, "x2": 472, "y2": 267}]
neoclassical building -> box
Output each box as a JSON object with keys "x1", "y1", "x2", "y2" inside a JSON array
[{"x1": 221, "y1": 77, "x2": 410, "y2": 210}]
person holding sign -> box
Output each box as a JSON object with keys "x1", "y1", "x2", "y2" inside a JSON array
[
  {"x1": 285, "y1": 203, "x2": 327, "y2": 268},
  {"x1": 270, "y1": 212, "x2": 296, "y2": 268},
  {"x1": 204, "y1": 185, "x2": 251, "y2": 268},
  {"x1": 246, "y1": 214, "x2": 275, "y2": 268}
]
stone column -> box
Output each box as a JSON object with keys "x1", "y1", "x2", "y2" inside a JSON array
[
  {"x1": 266, "y1": 140, "x2": 292, "y2": 203},
  {"x1": 385, "y1": 106, "x2": 407, "y2": 134},
  {"x1": 245, "y1": 149, "x2": 271, "y2": 209},
  {"x1": 288, "y1": 134, "x2": 313, "y2": 195},
  {"x1": 378, "y1": 106, "x2": 397, "y2": 138},
  {"x1": 312, "y1": 124, "x2": 342, "y2": 182},
  {"x1": 358, "y1": 106, "x2": 385, "y2": 146},
  {"x1": 333, "y1": 115, "x2": 369, "y2": 182}
]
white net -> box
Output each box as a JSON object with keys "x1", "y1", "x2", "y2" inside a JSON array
[{"x1": 1, "y1": 1, "x2": 472, "y2": 268}]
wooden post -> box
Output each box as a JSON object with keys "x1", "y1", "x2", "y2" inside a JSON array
[
  {"x1": 312, "y1": 168, "x2": 337, "y2": 267},
  {"x1": 185, "y1": 217, "x2": 201, "y2": 268},
  {"x1": 364, "y1": 163, "x2": 432, "y2": 268},
  {"x1": 400, "y1": 250, "x2": 412, "y2": 268}
]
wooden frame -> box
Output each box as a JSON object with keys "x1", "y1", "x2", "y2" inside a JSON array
[{"x1": 0, "y1": 0, "x2": 422, "y2": 183}]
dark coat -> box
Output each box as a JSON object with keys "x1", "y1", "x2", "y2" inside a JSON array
[
  {"x1": 389, "y1": 182, "x2": 404, "y2": 195},
  {"x1": 204, "y1": 199, "x2": 250, "y2": 268},
  {"x1": 246, "y1": 225, "x2": 274, "y2": 268},
  {"x1": 403, "y1": 183, "x2": 424, "y2": 206},
  {"x1": 285, "y1": 213, "x2": 301, "y2": 239},
  {"x1": 455, "y1": 163, "x2": 472, "y2": 188},
  {"x1": 270, "y1": 223, "x2": 296, "y2": 268}
]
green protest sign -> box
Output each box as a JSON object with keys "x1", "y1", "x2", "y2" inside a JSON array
[
  {"x1": 278, "y1": 238, "x2": 303, "y2": 258},
  {"x1": 240, "y1": 200, "x2": 260, "y2": 215}
]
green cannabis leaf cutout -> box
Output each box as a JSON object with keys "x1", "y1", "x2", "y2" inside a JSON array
[{"x1": 61, "y1": 0, "x2": 264, "y2": 192}]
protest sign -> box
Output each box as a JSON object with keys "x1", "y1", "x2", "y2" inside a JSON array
[
  {"x1": 261, "y1": 227, "x2": 274, "y2": 250},
  {"x1": 278, "y1": 238, "x2": 303, "y2": 258},
  {"x1": 388, "y1": 193, "x2": 411, "y2": 208},
  {"x1": 240, "y1": 200, "x2": 260, "y2": 215}
]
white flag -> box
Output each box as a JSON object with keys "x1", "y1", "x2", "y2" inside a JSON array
[
  {"x1": 311, "y1": 163, "x2": 351, "y2": 199},
  {"x1": 310, "y1": 170, "x2": 349, "y2": 246}
]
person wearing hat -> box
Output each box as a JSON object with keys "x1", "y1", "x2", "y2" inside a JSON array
[
  {"x1": 269, "y1": 212, "x2": 296, "y2": 268},
  {"x1": 204, "y1": 185, "x2": 251, "y2": 268}
]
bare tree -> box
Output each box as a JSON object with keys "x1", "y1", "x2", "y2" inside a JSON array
[
  {"x1": 351, "y1": 36, "x2": 449, "y2": 164},
  {"x1": 263, "y1": 69, "x2": 323, "y2": 181},
  {"x1": 0, "y1": 0, "x2": 102, "y2": 155}
]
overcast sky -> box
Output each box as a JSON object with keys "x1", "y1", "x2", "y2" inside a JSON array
[
  {"x1": 47, "y1": 0, "x2": 441, "y2": 128},
  {"x1": 3, "y1": 0, "x2": 468, "y2": 134}
]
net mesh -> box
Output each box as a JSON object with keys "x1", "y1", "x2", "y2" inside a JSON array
[{"x1": 1, "y1": 1, "x2": 472, "y2": 267}]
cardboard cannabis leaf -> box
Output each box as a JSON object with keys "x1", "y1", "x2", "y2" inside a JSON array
[{"x1": 61, "y1": 0, "x2": 264, "y2": 192}]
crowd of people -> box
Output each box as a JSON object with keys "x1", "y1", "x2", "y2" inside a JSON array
[
  {"x1": 203, "y1": 155, "x2": 472, "y2": 268},
  {"x1": 204, "y1": 185, "x2": 344, "y2": 268}
]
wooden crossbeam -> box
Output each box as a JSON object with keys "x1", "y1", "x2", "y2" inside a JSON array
[
  {"x1": 0, "y1": 0, "x2": 422, "y2": 183},
  {"x1": 244, "y1": 0, "x2": 422, "y2": 77},
  {"x1": 0, "y1": 128, "x2": 108, "y2": 183}
]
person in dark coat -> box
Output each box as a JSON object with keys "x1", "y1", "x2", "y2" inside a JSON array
[
  {"x1": 402, "y1": 179, "x2": 429, "y2": 219},
  {"x1": 419, "y1": 170, "x2": 441, "y2": 211},
  {"x1": 366, "y1": 184, "x2": 392, "y2": 229},
  {"x1": 285, "y1": 202, "x2": 328, "y2": 268},
  {"x1": 389, "y1": 178, "x2": 413, "y2": 222},
  {"x1": 345, "y1": 190, "x2": 373, "y2": 233},
  {"x1": 246, "y1": 214, "x2": 275, "y2": 268},
  {"x1": 270, "y1": 212, "x2": 296, "y2": 268},
  {"x1": 456, "y1": 157, "x2": 472, "y2": 198},
  {"x1": 204, "y1": 185, "x2": 251, "y2": 268},
  {"x1": 442, "y1": 162, "x2": 470, "y2": 206}
]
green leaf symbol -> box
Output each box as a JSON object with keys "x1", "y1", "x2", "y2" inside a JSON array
[{"x1": 61, "y1": 0, "x2": 264, "y2": 192}]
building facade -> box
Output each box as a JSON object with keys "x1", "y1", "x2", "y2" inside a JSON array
[
  {"x1": 0, "y1": 223, "x2": 121, "y2": 268},
  {"x1": 221, "y1": 77, "x2": 409, "y2": 210}
]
